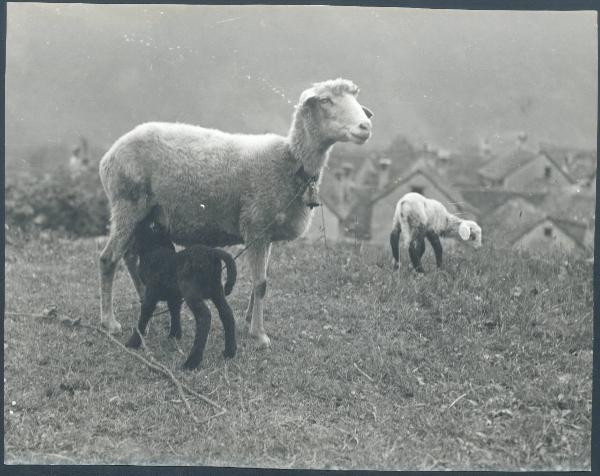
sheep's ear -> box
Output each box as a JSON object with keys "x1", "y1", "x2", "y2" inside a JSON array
[
  {"x1": 458, "y1": 222, "x2": 470, "y2": 241},
  {"x1": 299, "y1": 88, "x2": 318, "y2": 107},
  {"x1": 362, "y1": 106, "x2": 374, "y2": 119}
]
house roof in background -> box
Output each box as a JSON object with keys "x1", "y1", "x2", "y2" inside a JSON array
[
  {"x1": 487, "y1": 196, "x2": 588, "y2": 248},
  {"x1": 548, "y1": 217, "x2": 588, "y2": 246},
  {"x1": 370, "y1": 157, "x2": 479, "y2": 216},
  {"x1": 445, "y1": 151, "x2": 494, "y2": 187},
  {"x1": 478, "y1": 148, "x2": 538, "y2": 180},
  {"x1": 540, "y1": 143, "x2": 597, "y2": 182},
  {"x1": 488, "y1": 198, "x2": 547, "y2": 245},
  {"x1": 478, "y1": 147, "x2": 575, "y2": 184},
  {"x1": 539, "y1": 188, "x2": 596, "y2": 224},
  {"x1": 461, "y1": 189, "x2": 548, "y2": 216}
]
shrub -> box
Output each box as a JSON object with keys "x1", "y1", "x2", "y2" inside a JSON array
[{"x1": 5, "y1": 165, "x2": 110, "y2": 237}]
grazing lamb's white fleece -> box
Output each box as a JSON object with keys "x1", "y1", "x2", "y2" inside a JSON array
[
  {"x1": 390, "y1": 192, "x2": 482, "y2": 272},
  {"x1": 98, "y1": 78, "x2": 373, "y2": 348}
]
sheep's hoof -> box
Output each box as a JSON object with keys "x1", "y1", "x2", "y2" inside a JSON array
[
  {"x1": 101, "y1": 317, "x2": 122, "y2": 334},
  {"x1": 251, "y1": 332, "x2": 271, "y2": 349}
]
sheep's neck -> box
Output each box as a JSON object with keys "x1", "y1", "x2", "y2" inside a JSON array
[
  {"x1": 288, "y1": 114, "x2": 334, "y2": 177},
  {"x1": 444, "y1": 214, "x2": 463, "y2": 238}
]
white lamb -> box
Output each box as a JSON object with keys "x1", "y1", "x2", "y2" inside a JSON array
[{"x1": 389, "y1": 192, "x2": 482, "y2": 272}]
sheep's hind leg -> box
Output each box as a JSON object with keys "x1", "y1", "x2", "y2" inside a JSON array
[
  {"x1": 426, "y1": 232, "x2": 443, "y2": 268},
  {"x1": 246, "y1": 242, "x2": 272, "y2": 349},
  {"x1": 408, "y1": 236, "x2": 426, "y2": 273},
  {"x1": 99, "y1": 200, "x2": 152, "y2": 334}
]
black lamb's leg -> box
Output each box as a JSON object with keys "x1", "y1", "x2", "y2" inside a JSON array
[
  {"x1": 211, "y1": 291, "x2": 237, "y2": 359},
  {"x1": 426, "y1": 231, "x2": 443, "y2": 268},
  {"x1": 167, "y1": 296, "x2": 183, "y2": 340},
  {"x1": 182, "y1": 298, "x2": 212, "y2": 370},
  {"x1": 126, "y1": 291, "x2": 158, "y2": 348},
  {"x1": 409, "y1": 236, "x2": 426, "y2": 273}
]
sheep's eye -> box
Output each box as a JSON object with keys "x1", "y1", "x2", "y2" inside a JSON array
[{"x1": 319, "y1": 97, "x2": 333, "y2": 105}]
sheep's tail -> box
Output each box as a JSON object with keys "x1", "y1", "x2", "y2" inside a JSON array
[{"x1": 214, "y1": 249, "x2": 237, "y2": 296}]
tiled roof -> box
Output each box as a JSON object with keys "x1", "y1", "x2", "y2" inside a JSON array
[
  {"x1": 478, "y1": 149, "x2": 538, "y2": 181},
  {"x1": 461, "y1": 189, "x2": 547, "y2": 216},
  {"x1": 539, "y1": 189, "x2": 596, "y2": 224},
  {"x1": 487, "y1": 198, "x2": 548, "y2": 246},
  {"x1": 487, "y1": 196, "x2": 588, "y2": 248},
  {"x1": 540, "y1": 144, "x2": 597, "y2": 182},
  {"x1": 370, "y1": 158, "x2": 478, "y2": 215}
]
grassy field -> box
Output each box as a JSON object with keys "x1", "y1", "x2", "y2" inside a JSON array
[{"x1": 4, "y1": 233, "x2": 593, "y2": 469}]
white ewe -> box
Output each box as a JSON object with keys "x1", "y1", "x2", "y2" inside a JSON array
[
  {"x1": 98, "y1": 78, "x2": 373, "y2": 348},
  {"x1": 390, "y1": 192, "x2": 482, "y2": 272}
]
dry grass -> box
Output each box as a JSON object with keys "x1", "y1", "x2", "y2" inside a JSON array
[{"x1": 4, "y1": 233, "x2": 593, "y2": 469}]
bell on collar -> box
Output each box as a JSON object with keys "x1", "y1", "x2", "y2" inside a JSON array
[{"x1": 303, "y1": 181, "x2": 320, "y2": 209}]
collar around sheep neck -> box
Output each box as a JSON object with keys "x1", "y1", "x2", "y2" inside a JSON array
[
  {"x1": 287, "y1": 145, "x2": 320, "y2": 185},
  {"x1": 295, "y1": 163, "x2": 319, "y2": 185}
]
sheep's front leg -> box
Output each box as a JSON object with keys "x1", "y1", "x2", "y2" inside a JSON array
[
  {"x1": 246, "y1": 242, "x2": 272, "y2": 349},
  {"x1": 244, "y1": 292, "x2": 254, "y2": 324},
  {"x1": 99, "y1": 200, "x2": 152, "y2": 334}
]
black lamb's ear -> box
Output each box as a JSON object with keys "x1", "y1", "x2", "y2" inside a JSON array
[{"x1": 362, "y1": 106, "x2": 374, "y2": 119}]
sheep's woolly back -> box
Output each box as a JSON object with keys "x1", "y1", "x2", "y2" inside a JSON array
[
  {"x1": 100, "y1": 79, "x2": 371, "y2": 250},
  {"x1": 395, "y1": 193, "x2": 452, "y2": 235}
]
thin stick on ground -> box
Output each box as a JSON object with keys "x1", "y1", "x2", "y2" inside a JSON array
[
  {"x1": 81, "y1": 323, "x2": 226, "y2": 419},
  {"x1": 132, "y1": 326, "x2": 200, "y2": 424},
  {"x1": 445, "y1": 392, "x2": 468, "y2": 412},
  {"x1": 353, "y1": 362, "x2": 374, "y2": 382}
]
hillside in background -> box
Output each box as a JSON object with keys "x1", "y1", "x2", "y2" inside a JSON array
[{"x1": 5, "y1": 5, "x2": 598, "y2": 172}]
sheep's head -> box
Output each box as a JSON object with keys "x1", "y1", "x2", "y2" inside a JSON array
[
  {"x1": 298, "y1": 78, "x2": 373, "y2": 146},
  {"x1": 458, "y1": 220, "x2": 482, "y2": 249}
]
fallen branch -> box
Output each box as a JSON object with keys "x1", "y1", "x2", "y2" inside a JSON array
[
  {"x1": 5, "y1": 311, "x2": 42, "y2": 318},
  {"x1": 132, "y1": 326, "x2": 200, "y2": 424},
  {"x1": 83, "y1": 323, "x2": 226, "y2": 420},
  {"x1": 6, "y1": 309, "x2": 227, "y2": 422}
]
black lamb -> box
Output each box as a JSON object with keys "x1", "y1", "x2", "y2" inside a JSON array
[{"x1": 125, "y1": 214, "x2": 237, "y2": 369}]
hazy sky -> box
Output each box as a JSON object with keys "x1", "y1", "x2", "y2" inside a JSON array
[{"x1": 5, "y1": 3, "x2": 598, "y2": 160}]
